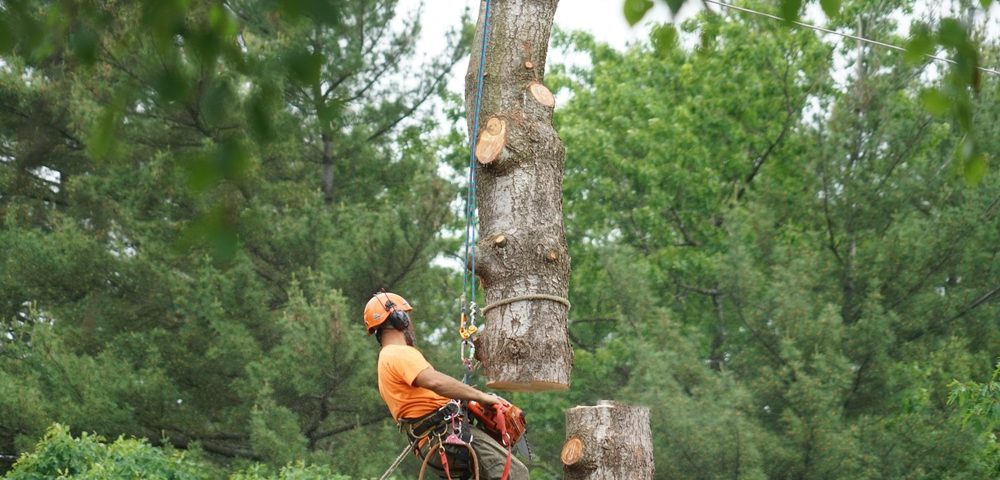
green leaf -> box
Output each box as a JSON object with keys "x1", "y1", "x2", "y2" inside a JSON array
[
  {"x1": 208, "y1": 3, "x2": 238, "y2": 39},
  {"x1": 780, "y1": 0, "x2": 803, "y2": 23},
  {"x1": 819, "y1": 0, "x2": 840, "y2": 18},
  {"x1": 87, "y1": 98, "x2": 124, "y2": 160},
  {"x1": 665, "y1": 0, "x2": 686, "y2": 15},
  {"x1": 200, "y1": 78, "x2": 234, "y2": 126},
  {"x1": 69, "y1": 28, "x2": 99, "y2": 65},
  {"x1": 301, "y1": 0, "x2": 345, "y2": 27},
  {"x1": 904, "y1": 28, "x2": 934, "y2": 64},
  {"x1": 153, "y1": 67, "x2": 190, "y2": 102},
  {"x1": 184, "y1": 152, "x2": 218, "y2": 193},
  {"x1": 652, "y1": 24, "x2": 678, "y2": 54},
  {"x1": 247, "y1": 83, "x2": 278, "y2": 143},
  {"x1": 918, "y1": 89, "x2": 950, "y2": 116},
  {"x1": 286, "y1": 49, "x2": 324, "y2": 85},
  {"x1": 954, "y1": 96, "x2": 973, "y2": 132},
  {"x1": 981, "y1": 0, "x2": 993, "y2": 9},
  {"x1": 317, "y1": 99, "x2": 342, "y2": 126},
  {"x1": 0, "y1": 18, "x2": 15, "y2": 54},
  {"x1": 963, "y1": 152, "x2": 987, "y2": 186},
  {"x1": 215, "y1": 137, "x2": 251, "y2": 180},
  {"x1": 624, "y1": 0, "x2": 654, "y2": 26},
  {"x1": 937, "y1": 18, "x2": 967, "y2": 49}
]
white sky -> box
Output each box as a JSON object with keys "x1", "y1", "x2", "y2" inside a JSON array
[{"x1": 399, "y1": 0, "x2": 998, "y2": 94}]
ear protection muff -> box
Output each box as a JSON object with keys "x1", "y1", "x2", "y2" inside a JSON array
[
  {"x1": 380, "y1": 294, "x2": 410, "y2": 331},
  {"x1": 388, "y1": 309, "x2": 410, "y2": 330}
]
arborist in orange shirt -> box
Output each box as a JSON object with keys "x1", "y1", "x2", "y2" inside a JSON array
[{"x1": 365, "y1": 292, "x2": 528, "y2": 480}]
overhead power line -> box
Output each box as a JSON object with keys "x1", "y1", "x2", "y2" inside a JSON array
[{"x1": 702, "y1": 0, "x2": 1000, "y2": 76}]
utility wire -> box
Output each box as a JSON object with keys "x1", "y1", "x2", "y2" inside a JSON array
[{"x1": 703, "y1": 0, "x2": 1000, "y2": 76}]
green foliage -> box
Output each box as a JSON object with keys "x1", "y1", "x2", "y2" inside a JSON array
[
  {"x1": 949, "y1": 361, "x2": 1000, "y2": 430},
  {"x1": 5, "y1": 424, "x2": 210, "y2": 479},
  {"x1": 230, "y1": 462, "x2": 351, "y2": 480},
  {"x1": 0, "y1": 0, "x2": 463, "y2": 477},
  {"x1": 4, "y1": 425, "x2": 358, "y2": 479},
  {"x1": 2, "y1": 0, "x2": 999, "y2": 478},
  {"x1": 622, "y1": 0, "x2": 992, "y2": 182},
  {"x1": 550, "y1": 2, "x2": 1000, "y2": 477}
]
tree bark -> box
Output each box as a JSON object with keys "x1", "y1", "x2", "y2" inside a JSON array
[
  {"x1": 562, "y1": 401, "x2": 654, "y2": 480},
  {"x1": 465, "y1": 0, "x2": 573, "y2": 392}
]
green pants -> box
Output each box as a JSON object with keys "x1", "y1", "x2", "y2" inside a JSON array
[{"x1": 422, "y1": 425, "x2": 529, "y2": 480}]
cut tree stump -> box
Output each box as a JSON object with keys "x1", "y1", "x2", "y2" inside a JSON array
[
  {"x1": 465, "y1": 0, "x2": 572, "y2": 392},
  {"x1": 562, "y1": 401, "x2": 654, "y2": 480}
]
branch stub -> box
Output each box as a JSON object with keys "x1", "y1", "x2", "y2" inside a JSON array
[
  {"x1": 561, "y1": 436, "x2": 583, "y2": 466},
  {"x1": 475, "y1": 117, "x2": 507, "y2": 165},
  {"x1": 528, "y1": 82, "x2": 555, "y2": 108}
]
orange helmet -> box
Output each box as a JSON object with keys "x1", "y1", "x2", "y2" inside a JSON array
[{"x1": 363, "y1": 292, "x2": 413, "y2": 335}]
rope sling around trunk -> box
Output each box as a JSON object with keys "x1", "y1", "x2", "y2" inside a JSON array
[{"x1": 481, "y1": 294, "x2": 571, "y2": 316}]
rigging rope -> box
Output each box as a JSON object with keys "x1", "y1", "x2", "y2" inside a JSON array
[
  {"x1": 379, "y1": 443, "x2": 413, "y2": 480},
  {"x1": 459, "y1": 0, "x2": 493, "y2": 383}
]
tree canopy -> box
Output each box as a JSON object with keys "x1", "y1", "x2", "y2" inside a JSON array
[{"x1": 2, "y1": 0, "x2": 998, "y2": 478}]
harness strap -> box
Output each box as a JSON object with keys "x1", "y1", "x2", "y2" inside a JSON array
[
  {"x1": 439, "y1": 442, "x2": 453, "y2": 480},
  {"x1": 417, "y1": 435, "x2": 481, "y2": 480},
  {"x1": 494, "y1": 404, "x2": 513, "y2": 480}
]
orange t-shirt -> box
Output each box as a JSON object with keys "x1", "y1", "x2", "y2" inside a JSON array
[{"x1": 377, "y1": 345, "x2": 450, "y2": 421}]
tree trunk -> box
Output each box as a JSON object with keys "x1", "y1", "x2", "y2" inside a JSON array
[
  {"x1": 465, "y1": 0, "x2": 573, "y2": 392},
  {"x1": 562, "y1": 401, "x2": 654, "y2": 480}
]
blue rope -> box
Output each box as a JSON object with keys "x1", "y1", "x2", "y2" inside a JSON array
[{"x1": 462, "y1": 0, "x2": 492, "y2": 328}]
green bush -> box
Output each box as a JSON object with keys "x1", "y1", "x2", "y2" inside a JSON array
[
  {"x1": 4, "y1": 425, "x2": 354, "y2": 480},
  {"x1": 229, "y1": 462, "x2": 351, "y2": 480},
  {"x1": 4, "y1": 424, "x2": 209, "y2": 479}
]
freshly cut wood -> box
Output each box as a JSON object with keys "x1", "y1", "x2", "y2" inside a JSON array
[
  {"x1": 560, "y1": 437, "x2": 583, "y2": 466},
  {"x1": 465, "y1": 0, "x2": 572, "y2": 391},
  {"x1": 475, "y1": 117, "x2": 507, "y2": 165},
  {"x1": 563, "y1": 401, "x2": 654, "y2": 480},
  {"x1": 529, "y1": 82, "x2": 555, "y2": 107}
]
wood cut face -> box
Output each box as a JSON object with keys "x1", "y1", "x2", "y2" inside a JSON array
[
  {"x1": 529, "y1": 82, "x2": 555, "y2": 107},
  {"x1": 475, "y1": 117, "x2": 507, "y2": 165}
]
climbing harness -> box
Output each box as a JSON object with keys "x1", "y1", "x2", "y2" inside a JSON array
[{"x1": 399, "y1": 401, "x2": 480, "y2": 480}]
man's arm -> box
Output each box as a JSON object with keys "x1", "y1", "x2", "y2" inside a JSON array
[{"x1": 413, "y1": 367, "x2": 507, "y2": 407}]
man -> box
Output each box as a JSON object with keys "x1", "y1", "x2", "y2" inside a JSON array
[{"x1": 364, "y1": 292, "x2": 529, "y2": 480}]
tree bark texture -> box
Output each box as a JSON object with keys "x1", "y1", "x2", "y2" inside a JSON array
[
  {"x1": 465, "y1": 0, "x2": 572, "y2": 392},
  {"x1": 562, "y1": 401, "x2": 654, "y2": 480}
]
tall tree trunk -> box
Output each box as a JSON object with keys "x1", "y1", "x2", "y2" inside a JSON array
[
  {"x1": 465, "y1": 0, "x2": 573, "y2": 392},
  {"x1": 562, "y1": 401, "x2": 654, "y2": 479}
]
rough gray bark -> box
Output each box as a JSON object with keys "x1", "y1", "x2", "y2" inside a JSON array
[
  {"x1": 562, "y1": 401, "x2": 654, "y2": 480},
  {"x1": 465, "y1": 0, "x2": 573, "y2": 392}
]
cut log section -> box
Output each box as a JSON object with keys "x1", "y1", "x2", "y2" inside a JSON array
[
  {"x1": 563, "y1": 401, "x2": 654, "y2": 480},
  {"x1": 475, "y1": 117, "x2": 507, "y2": 165},
  {"x1": 465, "y1": 0, "x2": 572, "y2": 392}
]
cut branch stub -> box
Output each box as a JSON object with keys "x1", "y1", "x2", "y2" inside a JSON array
[
  {"x1": 529, "y1": 82, "x2": 555, "y2": 108},
  {"x1": 475, "y1": 117, "x2": 507, "y2": 165},
  {"x1": 561, "y1": 436, "x2": 583, "y2": 466}
]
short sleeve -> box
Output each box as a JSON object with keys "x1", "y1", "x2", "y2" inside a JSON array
[{"x1": 387, "y1": 346, "x2": 433, "y2": 386}]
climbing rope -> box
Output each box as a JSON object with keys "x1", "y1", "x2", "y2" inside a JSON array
[
  {"x1": 458, "y1": 0, "x2": 493, "y2": 383},
  {"x1": 378, "y1": 443, "x2": 413, "y2": 480}
]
